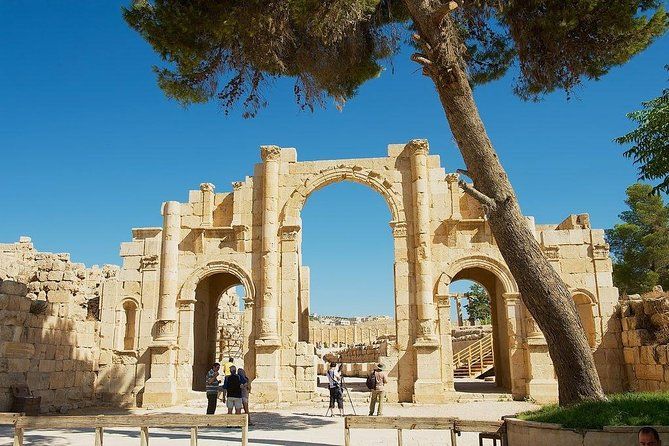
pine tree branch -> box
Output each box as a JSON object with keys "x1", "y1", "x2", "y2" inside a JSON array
[{"x1": 458, "y1": 180, "x2": 496, "y2": 211}]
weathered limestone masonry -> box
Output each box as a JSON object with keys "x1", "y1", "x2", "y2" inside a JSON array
[
  {"x1": 620, "y1": 288, "x2": 669, "y2": 391},
  {"x1": 0, "y1": 238, "x2": 117, "y2": 412},
  {"x1": 309, "y1": 318, "x2": 395, "y2": 348},
  {"x1": 96, "y1": 141, "x2": 619, "y2": 407}
]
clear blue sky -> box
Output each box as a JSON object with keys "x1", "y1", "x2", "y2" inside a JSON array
[{"x1": 1, "y1": 2, "x2": 667, "y2": 317}]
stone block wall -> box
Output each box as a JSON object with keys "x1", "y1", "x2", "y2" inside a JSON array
[
  {"x1": 0, "y1": 279, "x2": 100, "y2": 413},
  {"x1": 0, "y1": 238, "x2": 118, "y2": 412},
  {"x1": 620, "y1": 289, "x2": 669, "y2": 391}
]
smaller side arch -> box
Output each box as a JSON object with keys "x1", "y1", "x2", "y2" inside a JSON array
[
  {"x1": 179, "y1": 260, "x2": 256, "y2": 304},
  {"x1": 442, "y1": 255, "x2": 518, "y2": 295},
  {"x1": 115, "y1": 296, "x2": 141, "y2": 351}
]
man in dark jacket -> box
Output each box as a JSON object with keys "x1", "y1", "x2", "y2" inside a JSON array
[{"x1": 223, "y1": 365, "x2": 247, "y2": 414}]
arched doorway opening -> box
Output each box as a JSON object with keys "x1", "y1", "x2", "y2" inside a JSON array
[
  {"x1": 447, "y1": 265, "x2": 513, "y2": 394},
  {"x1": 191, "y1": 273, "x2": 247, "y2": 391},
  {"x1": 293, "y1": 180, "x2": 398, "y2": 397},
  {"x1": 572, "y1": 291, "x2": 597, "y2": 349}
]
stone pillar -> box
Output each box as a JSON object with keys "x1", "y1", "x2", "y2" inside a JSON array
[
  {"x1": 408, "y1": 140, "x2": 441, "y2": 403},
  {"x1": 156, "y1": 201, "x2": 180, "y2": 342},
  {"x1": 259, "y1": 145, "x2": 281, "y2": 343},
  {"x1": 445, "y1": 173, "x2": 462, "y2": 220},
  {"x1": 408, "y1": 139, "x2": 436, "y2": 342},
  {"x1": 200, "y1": 183, "x2": 215, "y2": 227},
  {"x1": 254, "y1": 145, "x2": 282, "y2": 403},
  {"x1": 504, "y1": 292, "x2": 527, "y2": 400},
  {"x1": 522, "y1": 301, "x2": 558, "y2": 403},
  {"x1": 175, "y1": 297, "x2": 196, "y2": 401},
  {"x1": 437, "y1": 295, "x2": 455, "y2": 392}
]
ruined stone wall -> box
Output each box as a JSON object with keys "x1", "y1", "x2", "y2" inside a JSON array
[
  {"x1": 620, "y1": 289, "x2": 669, "y2": 391},
  {"x1": 0, "y1": 238, "x2": 117, "y2": 412},
  {"x1": 309, "y1": 319, "x2": 395, "y2": 348}
]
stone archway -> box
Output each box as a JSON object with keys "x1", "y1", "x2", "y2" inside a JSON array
[
  {"x1": 281, "y1": 165, "x2": 405, "y2": 227},
  {"x1": 439, "y1": 255, "x2": 523, "y2": 395},
  {"x1": 176, "y1": 261, "x2": 255, "y2": 394}
]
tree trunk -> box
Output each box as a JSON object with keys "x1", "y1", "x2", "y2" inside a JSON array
[{"x1": 403, "y1": 0, "x2": 606, "y2": 405}]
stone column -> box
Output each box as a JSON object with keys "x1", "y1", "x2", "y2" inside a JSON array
[
  {"x1": 445, "y1": 173, "x2": 462, "y2": 220},
  {"x1": 156, "y1": 201, "x2": 180, "y2": 342},
  {"x1": 520, "y1": 298, "x2": 558, "y2": 403},
  {"x1": 253, "y1": 145, "x2": 282, "y2": 404},
  {"x1": 437, "y1": 295, "x2": 455, "y2": 392},
  {"x1": 407, "y1": 140, "x2": 442, "y2": 403},
  {"x1": 408, "y1": 139, "x2": 437, "y2": 343},
  {"x1": 259, "y1": 145, "x2": 281, "y2": 343},
  {"x1": 200, "y1": 183, "x2": 215, "y2": 227}
]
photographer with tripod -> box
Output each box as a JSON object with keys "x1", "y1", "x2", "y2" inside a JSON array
[{"x1": 326, "y1": 362, "x2": 344, "y2": 417}]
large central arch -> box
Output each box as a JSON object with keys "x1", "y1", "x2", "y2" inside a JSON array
[{"x1": 281, "y1": 165, "x2": 405, "y2": 226}]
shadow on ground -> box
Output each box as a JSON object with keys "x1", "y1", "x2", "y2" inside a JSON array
[{"x1": 0, "y1": 411, "x2": 339, "y2": 446}]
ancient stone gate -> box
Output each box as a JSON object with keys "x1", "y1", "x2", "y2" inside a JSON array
[{"x1": 97, "y1": 141, "x2": 623, "y2": 406}]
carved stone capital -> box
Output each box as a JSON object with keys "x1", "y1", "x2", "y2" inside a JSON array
[
  {"x1": 280, "y1": 225, "x2": 301, "y2": 241},
  {"x1": 436, "y1": 295, "x2": 451, "y2": 308},
  {"x1": 232, "y1": 181, "x2": 244, "y2": 191},
  {"x1": 542, "y1": 245, "x2": 560, "y2": 260},
  {"x1": 140, "y1": 254, "x2": 159, "y2": 272},
  {"x1": 406, "y1": 139, "x2": 429, "y2": 157},
  {"x1": 261, "y1": 145, "x2": 281, "y2": 161},
  {"x1": 199, "y1": 182, "x2": 215, "y2": 193},
  {"x1": 593, "y1": 243, "x2": 609, "y2": 259},
  {"x1": 445, "y1": 173, "x2": 460, "y2": 183},
  {"x1": 390, "y1": 221, "x2": 407, "y2": 238}
]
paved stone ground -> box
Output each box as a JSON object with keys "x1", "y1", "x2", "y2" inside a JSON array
[
  {"x1": 0, "y1": 400, "x2": 536, "y2": 446},
  {"x1": 0, "y1": 379, "x2": 537, "y2": 445}
]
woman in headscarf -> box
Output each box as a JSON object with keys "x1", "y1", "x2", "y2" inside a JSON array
[{"x1": 237, "y1": 368, "x2": 253, "y2": 425}]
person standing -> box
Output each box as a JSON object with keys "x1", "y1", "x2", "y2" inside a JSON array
[
  {"x1": 326, "y1": 362, "x2": 344, "y2": 417},
  {"x1": 368, "y1": 363, "x2": 387, "y2": 416},
  {"x1": 223, "y1": 365, "x2": 247, "y2": 415},
  {"x1": 205, "y1": 362, "x2": 221, "y2": 414},
  {"x1": 220, "y1": 357, "x2": 234, "y2": 403},
  {"x1": 238, "y1": 368, "x2": 253, "y2": 425}
]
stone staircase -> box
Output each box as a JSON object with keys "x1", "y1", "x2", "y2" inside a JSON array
[{"x1": 453, "y1": 333, "x2": 495, "y2": 379}]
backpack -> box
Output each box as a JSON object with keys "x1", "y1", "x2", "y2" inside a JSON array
[{"x1": 366, "y1": 371, "x2": 377, "y2": 390}]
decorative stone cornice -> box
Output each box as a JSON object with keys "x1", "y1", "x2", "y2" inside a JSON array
[
  {"x1": 199, "y1": 182, "x2": 215, "y2": 193},
  {"x1": 406, "y1": 139, "x2": 429, "y2": 157},
  {"x1": 261, "y1": 145, "x2": 281, "y2": 161}
]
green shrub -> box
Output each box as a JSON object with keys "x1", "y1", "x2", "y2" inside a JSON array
[{"x1": 518, "y1": 392, "x2": 669, "y2": 430}]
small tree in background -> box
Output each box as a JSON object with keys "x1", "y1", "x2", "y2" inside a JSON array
[
  {"x1": 606, "y1": 183, "x2": 669, "y2": 295},
  {"x1": 124, "y1": 0, "x2": 667, "y2": 405},
  {"x1": 464, "y1": 284, "x2": 491, "y2": 325},
  {"x1": 616, "y1": 68, "x2": 669, "y2": 194}
]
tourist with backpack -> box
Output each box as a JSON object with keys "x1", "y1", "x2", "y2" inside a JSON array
[
  {"x1": 326, "y1": 362, "x2": 344, "y2": 417},
  {"x1": 367, "y1": 363, "x2": 388, "y2": 416}
]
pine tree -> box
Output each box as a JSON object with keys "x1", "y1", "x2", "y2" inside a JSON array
[{"x1": 606, "y1": 183, "x2": 669, "y2": 295}]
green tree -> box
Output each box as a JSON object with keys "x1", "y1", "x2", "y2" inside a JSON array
[
  {"x1": 124, "y1": 0, "x2": 667, "y2": 405},
  {"x1": 606, "y1": 183, "x2": 669, "y2": 295},
  {"x1": 464, "y1": 283, "x2": 491, "y2": 325},
  {"x1": 616, "y1": 68, "x2": 669, "y2": 194}
]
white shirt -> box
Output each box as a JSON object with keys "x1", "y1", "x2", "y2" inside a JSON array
[{"x1": 327, "y1": 368, "x2": 341, "y2": 388}]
